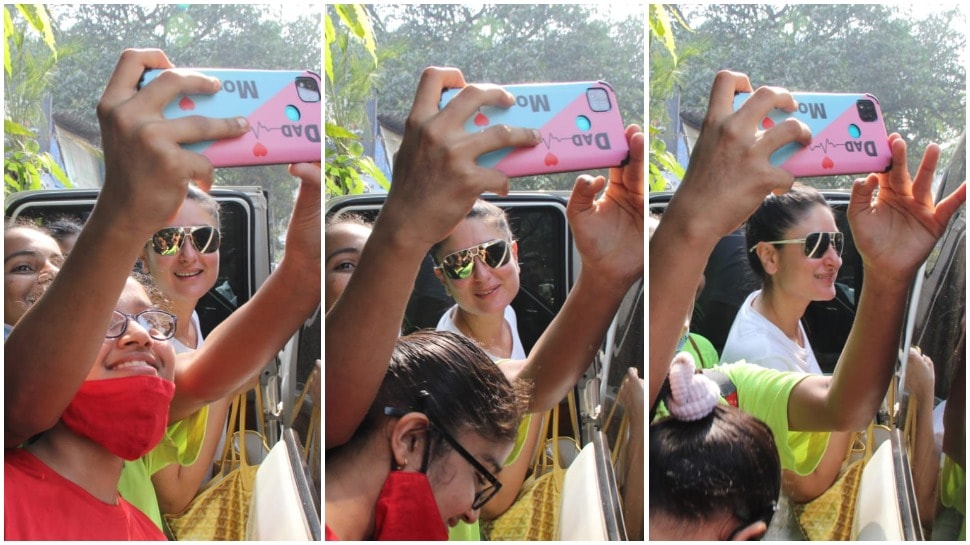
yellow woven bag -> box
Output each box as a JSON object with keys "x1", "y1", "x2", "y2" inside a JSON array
[
  {"x1": 792, "y1": 421, "x2": 877, "y2": 541},
  {"x1": 483, "y1": 392, "x2": 579, "y2": 541},
  {"x1": 164, "y1": 391, "x2": 264, "y2": 541}
]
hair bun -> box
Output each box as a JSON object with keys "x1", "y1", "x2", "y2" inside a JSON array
[{"x1": 666, "y1": 352, "x2": 720, "y2": 421}]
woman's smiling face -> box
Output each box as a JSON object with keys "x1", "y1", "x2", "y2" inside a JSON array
[
  {"x1": 4, "y1": 227, "x2": 64, "y2": 326},
  {"x1": 141, "y1": 199, "x2": 220, "y2": 306}
]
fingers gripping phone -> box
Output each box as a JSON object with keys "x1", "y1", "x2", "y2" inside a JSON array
[
  {"x1": 440, "y1": 81, "x2": 629, "y2": 177},
  {"x1": 139, "y1": 69, "x2": 321, "y2": 167},
  {"x1": 733, "y1": 92, "x2": 892, "y2": 177}
]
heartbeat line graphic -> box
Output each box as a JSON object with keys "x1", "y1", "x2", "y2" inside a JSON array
[
  {"x1": 807, "y1": 138, "x2": 850, "y2": 154},
  {"x1": 539, "y1": 133, "x2": 572, "y2": 149},
  {"x1": 247, "y1": 121, "x2": 283, "y2": 139}
]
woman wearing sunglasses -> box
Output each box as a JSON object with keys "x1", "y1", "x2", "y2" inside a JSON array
[
  {"x1": 718, "y1": 183, "x2": 856, "y2": 508},
  {"x1": 431, "y1": 200, "x2": 524, "y2": 361},
  {"x1": 431, "y1": 201, "x2": 548, "y2": 537},
  {"x1": 325, "y1": 330, "x2": 527, "y2": 541},
  {"x1": 722, "y1": 183, "x2": 841, "y2": 376},
  {"x1": 137, "y1": 184, "x2": 238, "y2": 518}
]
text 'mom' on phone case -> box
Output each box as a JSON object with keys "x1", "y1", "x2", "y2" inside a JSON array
[
  {"x1": 140, "y1": 69, "x2": 321, "y2": 167},
  {"x1": 733, "y1": 92, "x2": 892, "y2": 178},
  {"x1": 440, "y1": 81, "x2": 629, "y2": 177}
]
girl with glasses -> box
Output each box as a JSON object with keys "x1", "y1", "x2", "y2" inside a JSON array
[
  {"x1": 325, "y1": 330, "x2": 527, "y2": 540},
  {"x1": 5, "y1": 276, "x2": 178, "y2": 540},
  {"x1": 430, "y1": 200, "x2": 545, "y2": 538}
]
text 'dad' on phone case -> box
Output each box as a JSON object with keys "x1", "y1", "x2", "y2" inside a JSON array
[
  {"x1": 441, "y1": 81, "x2": 629, "y2": 177},
  {"x1": 733, "y1": 92, "x2": 891, "y2": 178},
  {"x1": 140, "y1": 69, "x2": 321, "y2": 167}
]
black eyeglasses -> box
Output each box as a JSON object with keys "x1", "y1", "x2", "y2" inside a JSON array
[
  {"x1": 434, "y1": 239, "x2": 511, "y2": 280},
  {"x1": 384, "y1": 405, "x2": 502, "y2": 510},
  {"x1": 150, "y1": 225, "x2": 221, "y2": 256},
  {"x1": 750, "y1": 231, "x2": 844, "y2": 259},
  {"x1": 106, "y1": 309, "x2": 177, "y2": 341}
]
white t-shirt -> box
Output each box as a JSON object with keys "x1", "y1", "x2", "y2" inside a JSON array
[
  {"x1": 721, "y1": 290, "x2": 823, "y2": 375},
  {"x1": 436, "y1": 304, "x2": 526, "y2": 361},
  {"x1": 171, "y1": 311, "x2": 204, "y2": 354}
]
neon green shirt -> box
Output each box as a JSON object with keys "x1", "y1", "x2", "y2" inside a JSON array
[
  {"x1": 940, "y1": 453, "x2": 966, "y2": 540},
  {"x1": 116, "y1": 405, "x2": 209, "y2": 529},
  {"x1": 653, "y1": 362, "x2": 830, "y2": 476}
]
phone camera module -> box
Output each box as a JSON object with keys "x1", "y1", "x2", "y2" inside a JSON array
[
  {"x1": 586, "y1": 87, "x2": 612, "y2": 113},
  {"x1": 295, "y1": 76, "x2": 321, "y2": 103},
  {"x1": 857, "y1": 99, "x2": 878, "y2": 122}
]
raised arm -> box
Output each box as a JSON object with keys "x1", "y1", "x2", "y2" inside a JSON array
[
  {"x1": 507, "y1": 125, "x2": 645, "y2": 412},
  {"x1": 325, "y1": 67, "x2": 542, "y2": 447},
  {"x1": 169, "y1": 163, "x2": 321, "y2": 420},
  {"x1": 649, "y1": 71, "x2": 810, "y2": 406},
  {"x1": 4, "y1": 49, "x2": 248, "y2": 446},
  {"x1": 788, "y1": 136, "x2": 966, "y2": 431}
]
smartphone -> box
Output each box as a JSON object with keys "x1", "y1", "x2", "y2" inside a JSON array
[
  {"x1": 139, "y1": 68, "x2": 321, "y2": 167},
  {"x1": 440, "y1": 81, "x2": 629, "y2": 177},
  {"x1": 733, "y1": 92, "x2": 892, "y2": 177}
]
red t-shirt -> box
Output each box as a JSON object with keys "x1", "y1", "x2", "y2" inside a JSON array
[{"x1": 4, "y1": 449, "x2": 166, "y2": 541}]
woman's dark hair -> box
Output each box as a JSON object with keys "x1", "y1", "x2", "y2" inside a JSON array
[
  {"x1": 745, "y1": 183, "x2": 830, "y2": 281},
  {"x1": 347, "y1": 330, "x2": 528, "y2": 459},
  {"x1": 44, "y1": 215, "x2": 84, "y2": 243},
  {"x1": 185, "y1": 183, "x2": 221, "y2": 226},
  {"x1": 430, "y1": 199, "x2": 513, "y2": 260},
  {"x1": 649, "y1": 404, "x2": 780, "y2": 531},
  {"x1": 325, "y1": 210, "x2": 373, "y2": 235}
]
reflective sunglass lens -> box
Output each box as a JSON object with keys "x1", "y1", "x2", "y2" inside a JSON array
[
  {"x1": 483, "y1": 241, "x2": 509, "y2": 268},
  {"x1": 805, "y1": 232, "x2": 843, "y2": 259}
]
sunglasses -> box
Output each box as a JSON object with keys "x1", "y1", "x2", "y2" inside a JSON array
[
  {"x1": 150, "y1": 226, "x2": 221, "y2": 256},
  {"x1": 106, "y1": 309, "x2": 177, "y2": 341},
  {"x1": 434, "y1": 239, "x2": 511, "y2": 280},
  {"x1": 750, "y1": 231, "x2": 844, "y2": 259},
  {"x1": 384, "y1": 404, "x2": 503, "y2": 511}
]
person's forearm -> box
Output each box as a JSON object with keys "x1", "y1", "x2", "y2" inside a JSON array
[
  {"x1": 5, "y1": 210, "x2": 145, "y2": 446},
  {"x1": 520, "y1": 269, "x2": 637, "y2": 413},
  {"x1": 800, "y1": 273, "x2": 911, "y2": 431},
  {"x1": 912, "y1": 394, "x2": 940, "y2": 528},
  {"x1": 648, "y1": 213, "x2": 719, "y2": 406},
  {"x1": 324, "y1": 220, "x2": 429, "y2": 447},
  {"x1": 171, "y1": 256, "x2": 319, "y2": 420}
]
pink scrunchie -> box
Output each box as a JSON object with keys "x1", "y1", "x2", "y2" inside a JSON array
[{"x1": 666, "y1": 352, "x2": 720, "y2": 421}]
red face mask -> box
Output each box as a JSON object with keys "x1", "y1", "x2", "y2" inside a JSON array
[
  {"x1": 60, "y1": 375, "x2": 175, "y2": 460},
  {"x1": 373, "y1": 470, "x2": 449, "y2": 541}
]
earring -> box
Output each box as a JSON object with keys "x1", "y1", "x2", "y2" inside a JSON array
[{"x1": 395, "y1": 458, "x2": 408, "y2": 471}]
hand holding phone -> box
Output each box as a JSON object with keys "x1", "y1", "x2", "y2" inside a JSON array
[
  {"x1": 733, "y1": 92, "x2": 892, "y2": 177},
  {"x1": 440, "y1": 81, "x2": 629, "y2": 177},
  {"x1": 139, "y1": 68, "x2": 321, "y2": 167}
]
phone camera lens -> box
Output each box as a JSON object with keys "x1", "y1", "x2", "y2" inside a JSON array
[
  {"x1": 857, "y1": 99, "x2": 878, "y2": 122},
  {"x1": 586, "y1": 88, "x2": 612, "y2": 113}
]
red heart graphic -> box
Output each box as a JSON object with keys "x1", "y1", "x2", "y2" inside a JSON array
[
  {"x1": 761, "y1": 117, "x2": 774, "y2": 129},
  {"x1": 822, "y1": 156, "x2": 834, "y2": 169},
  {"x1": 544, "y1": 153, "x2": 559, "y2": 166},
  {"x1": 253, "y1": 142, "x2": 268, "y2": 157},
  {"x1": 474, "y1": 112, "x2": 489, "y2": 127},
  {"x1": 179, "y1": 96, "x2": 195, "y2": 111}
]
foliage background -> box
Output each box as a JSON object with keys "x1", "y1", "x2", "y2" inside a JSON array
[
  {"x1": 5, "y1": 4, "x2": 322, "y2": 255},
  {"x1": 651, "y1": 4, "x2": 966, "y2": 190},
  {"x1": 327, "y1": 3, "x2": 645, "y2": 194}
]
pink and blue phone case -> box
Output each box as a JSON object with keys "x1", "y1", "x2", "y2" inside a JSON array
[
  {"x1": 733, "y1": 92, "x2": 892, "y2": 177},
  {"x1": 140, "y1": 69, "x2": 321, "y2": 167},
  {"x1": 440, "y1": 81, "x2": 629, "y2": 177}
]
